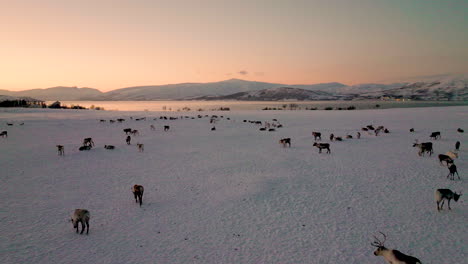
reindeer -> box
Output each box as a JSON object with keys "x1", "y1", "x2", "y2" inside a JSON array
[
  {"x1": 83, "y1": 138, "x2": 94, "y2": 147},
  {"x1": 0, "y1": 131, "x2": 7, "y2": 138},
  {"x1": 438, "y1": 154, "x2": 454, "y2": 166},
  {"x1": 361, "y1": 127, "x2": 369, "y2": 131},
  {"x1": 357, "y1": 132, "x2": 361, "y2": 139},
  {"x1": 447, "y1": 164, "x2": 460, "y2": 180},
  {"x1": 410, "y1": 128, "x2": 415, "y2": 132},
  {"x1": 445, "y1": 151, "x2": 458, "y2": 159},
  {"x1": 312, "y1": 132, "x2": 321, "y2": 141},
  {"x1": 132, "y1": 185, "x2": 144, "y2": 206},
  {"x1": 126, "y1": 135, "x2": 131, "y2": 145},
  {"x1": 137, "y1": 143, "x2": 144, "y2": 152},
  {"x1": 117, "y1": 118, "x2": 125, "y2": 122},
  {"x1": 164, "y1": 125, "x2": 170, "y2": 131},
  {"x1": 412, "y1": 141, "x2": 433, "y2": 156},
  {"x1": 384, "y1": 128, "x2": 389, "y2": 133},
  {"x1": 123, "y1": 128, "x2": 132, "y2": 135},
  {"x1": 346, "y1": 135, "x2": 353, "y2": 139},
  {"x1": 313, "y1": 142, "x2": 330, "y2": 154},
  {"x1": 457, "y1": 128, "x2": 464, "y2": 133},
  {"x1": 367, "y1": 125, "x2": 375, "y2": 130},
  {"x1": 70, "y1": 209, "x2": 90, "y2": 234},
  {"x1": 335, "y1": 137, "x2": 343, "y2": 141},
  {"x1": 79, "y1": 145, "x2": 92, "y2": 151},
  {"x1": 329, "y1": 133, "x2": 334, "y2": 141},
  {"x1": 279, "y1": 138, "x2": 291, "y2": 148},
  {"x1": 436, "y1": 189, "x2": 462, "y2": 211},
  {"x1": 211, "y1": 127, "x2": 216, "y2": 131},
  {"x1": 150, "y1": 125, "x2": 156, "y2": 131},
  {"x1": 109, "y1": 120, "x2": 116, "y2": 123},
  {"x1": 371, "y1": 232, "x2": 421, "y2": 264},
  {"x1": 104, "y1": 145, "x2": 115, "y2": 150},
  {"x1": 131, "y1": 129, "x2": 139, "y2": 136},
  {"x1": 429, "y1": 131, "x2": 441, "y2": 140},
  {"x1": 455, "y1": 141, "x2": 460, "y2": 151},
  {"x1": 56, "y1": 145, "x2": 64, "y2": 155}
]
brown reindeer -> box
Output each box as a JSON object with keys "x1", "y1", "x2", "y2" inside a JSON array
[
  {"x1": 279, "y1": 138, "x2": 291, "y2": 147},
  {"x1": 126, "y1": 135, "x2": 131, "y2": 145},
  {"x1": 313, "y1": 142, "x2": 330, "y2": 154},
  {"x1": 131, "y1": 129, "x2": 139, "y2": 136},
  {"x1": 137, "y1": 143, "x2": 144, "y2": 152},
  {"x1": 371, "y1": 232, "x2": 421, "y2": 264},
  {"x1": 83, "y1": 138, "x2": 94, "y2": 147},
  {"x1": 70, "y1": 209, "x2": 90, "y2": 234},
  {"x1": 132, "y1": 185, "x2": 144, "y2": 206},
  {"x1": 56, "y1": 145, "x2": 64, "y2": 155},
  {"x1": 312, "y1": 132, "x2": 321, "y2": 141}
]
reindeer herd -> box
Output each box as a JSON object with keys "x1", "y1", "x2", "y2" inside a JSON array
[{"x1": 3, "y1": 115, "x2": 463, "y2": 262}]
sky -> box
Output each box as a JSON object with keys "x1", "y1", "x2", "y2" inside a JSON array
[{"x1": 1, "y1": 0, "x2": 467, "y2": 92}]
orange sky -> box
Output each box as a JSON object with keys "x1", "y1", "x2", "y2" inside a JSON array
[{"x1": 1, "y1": 0, "x2": 467, "y2": 92}]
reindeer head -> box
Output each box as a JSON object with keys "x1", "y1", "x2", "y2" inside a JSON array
[
  {"x1": 454, "y1": 192, "x2": 462, "y2": 202},
  {"x1": 70, "y1": 218, "x2": 78, "y2": 228},
  {"x1": 371, "y1": 232, "x2": 388, "y2": 256}
]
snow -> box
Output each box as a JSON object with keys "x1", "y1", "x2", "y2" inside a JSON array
[{"x1": 0, "y1": 106, "x2": 467, "y2": 264}]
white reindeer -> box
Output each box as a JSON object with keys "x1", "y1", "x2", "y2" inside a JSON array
[
  {"x1": 371, "y1": 232, "x2": 422, "y2": 264},
  {"x1": 70, "y1": 209, "x2": 90, "y2": 234},
  {"x1": 435, "y1": 189, "x2": 462, "y2": 211},
  {"x1": 445, "y1": 151, "x2": 458, "y2": 159}
]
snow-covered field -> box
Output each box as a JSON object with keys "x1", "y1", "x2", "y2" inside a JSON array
[{"x1": 0, "y1": 107, "x2": 466, "y2": 264}]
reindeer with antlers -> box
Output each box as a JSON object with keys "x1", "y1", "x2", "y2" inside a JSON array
[{"x1": 371, "y1": 232, "x2": 422, "y2": 264}]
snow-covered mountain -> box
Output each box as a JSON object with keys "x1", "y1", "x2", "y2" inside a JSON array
[
  {"x1": 359, "y1": 75, "x2": 468, "y2": 100},
  {"x1": 1, "y1": 75, "x2": 466, "y2": 101},
  {"x1": 194, "y1": 87, "x2": 348, "y2": 101},
  {"x1": 0, "y1": 87, "x2": 103, "y2": 101},
  {"x1": 98, "y1": 79, "x2": 285, "y2": 100}
]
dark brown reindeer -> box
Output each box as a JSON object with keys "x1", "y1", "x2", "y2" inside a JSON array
[
  {"x1": 436, "y1": 189, "x2": 461, "y2": 210},
  {"x1": 457, "y1": 128, "x2": 464, "y2": 133},
  {"x1": 447, "y1": 164, "x2": 460, "y2": 180},
  {"x1": 438, "y1": 154, "x2": 454, "y2": 166},
  {"x1": 312, "y1": 132, "x2": 321, "y2": 141},
  {"x1": 0, "y1": 131, "x2": 7, "y2": 138},
  {"x1": 412, "y1": 141, "x2": 433, "y2": 156},
  {"x1": 83, "y1": 138, "x2": 94, "y2": 147},
  {"x1": 126, "y1": 135, "x2": 131, "y2": 145},
  {"x1": 279, "y1": 138, "x2": 291, "y2": 148},
  {"x1": 371, "y1": 232, "x2": 421, "y2": 264},
  {"x1": 132, "y1": 185, "x2": 144, "y2": 206},
  {"x1": 455, "y1": 141, "x2": 460, "y2": 151},
  {"x1": 329, "y1": 133, "x2": 334, "y2": 141},
  {"x1": 131, "y1": 129, "x2": 139, "y2": 136},
  {"x1": 70, "y1": 209, "x2": 90, "y2": 234},
  {"x1": 56, "y1": 145, "x2": 64, "y2": 155},
  {"x1": 123, "y1": 128, "x2": 132, "y2": 135},
  {"x1": 104, "y1": 145, "x2": 115, "y2": 150},
  {"x1": 164, "y1": 125, "x2": 170, "y2": 131},
  {"x1": 313, "y1": 142, "x2": 330, "y2": 154},
  {"x1": 429, "y1": 131, "x2": 441, "y2": 140}
]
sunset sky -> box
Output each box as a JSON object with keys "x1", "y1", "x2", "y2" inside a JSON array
[{"x1": 1, "y1": 0, "x2": 467, "y2": 91}]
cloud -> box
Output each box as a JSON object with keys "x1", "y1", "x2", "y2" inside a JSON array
[{"x1": 238, "y1": 70, "x2": 248, "y2": 75}]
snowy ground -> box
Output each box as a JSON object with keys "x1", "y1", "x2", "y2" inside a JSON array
[{"x1": 0, "y1": 106, "x2": 466, "y2": 264}]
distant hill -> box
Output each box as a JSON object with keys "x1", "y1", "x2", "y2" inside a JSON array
[
  {"x1": 193, "y1": 87, "x2": 350, "y2": 101},
  {"x1": 0, "y1": 87, "x2": 103, "y2": 101}
]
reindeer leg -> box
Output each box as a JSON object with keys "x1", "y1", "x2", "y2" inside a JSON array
[
  {"x1": 440, "y1": 200, "x2": 445, "y2": 210},
  {"x1": 86, "y1": 220, "x2": 89, "y2": 234},
  {"x1": 448, "y1": 199, "x2": 451, "y2": 210},
  {"x1": 436, "y1": 201, "x2": 440, "y2": 211},
  {"x1": 80, "y1": 221, "x2": 85, "y2": 234}
]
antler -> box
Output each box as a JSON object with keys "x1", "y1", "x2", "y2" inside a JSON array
[{"x1": 371, "y1": 232, "x2": 387, "y2": 247}]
